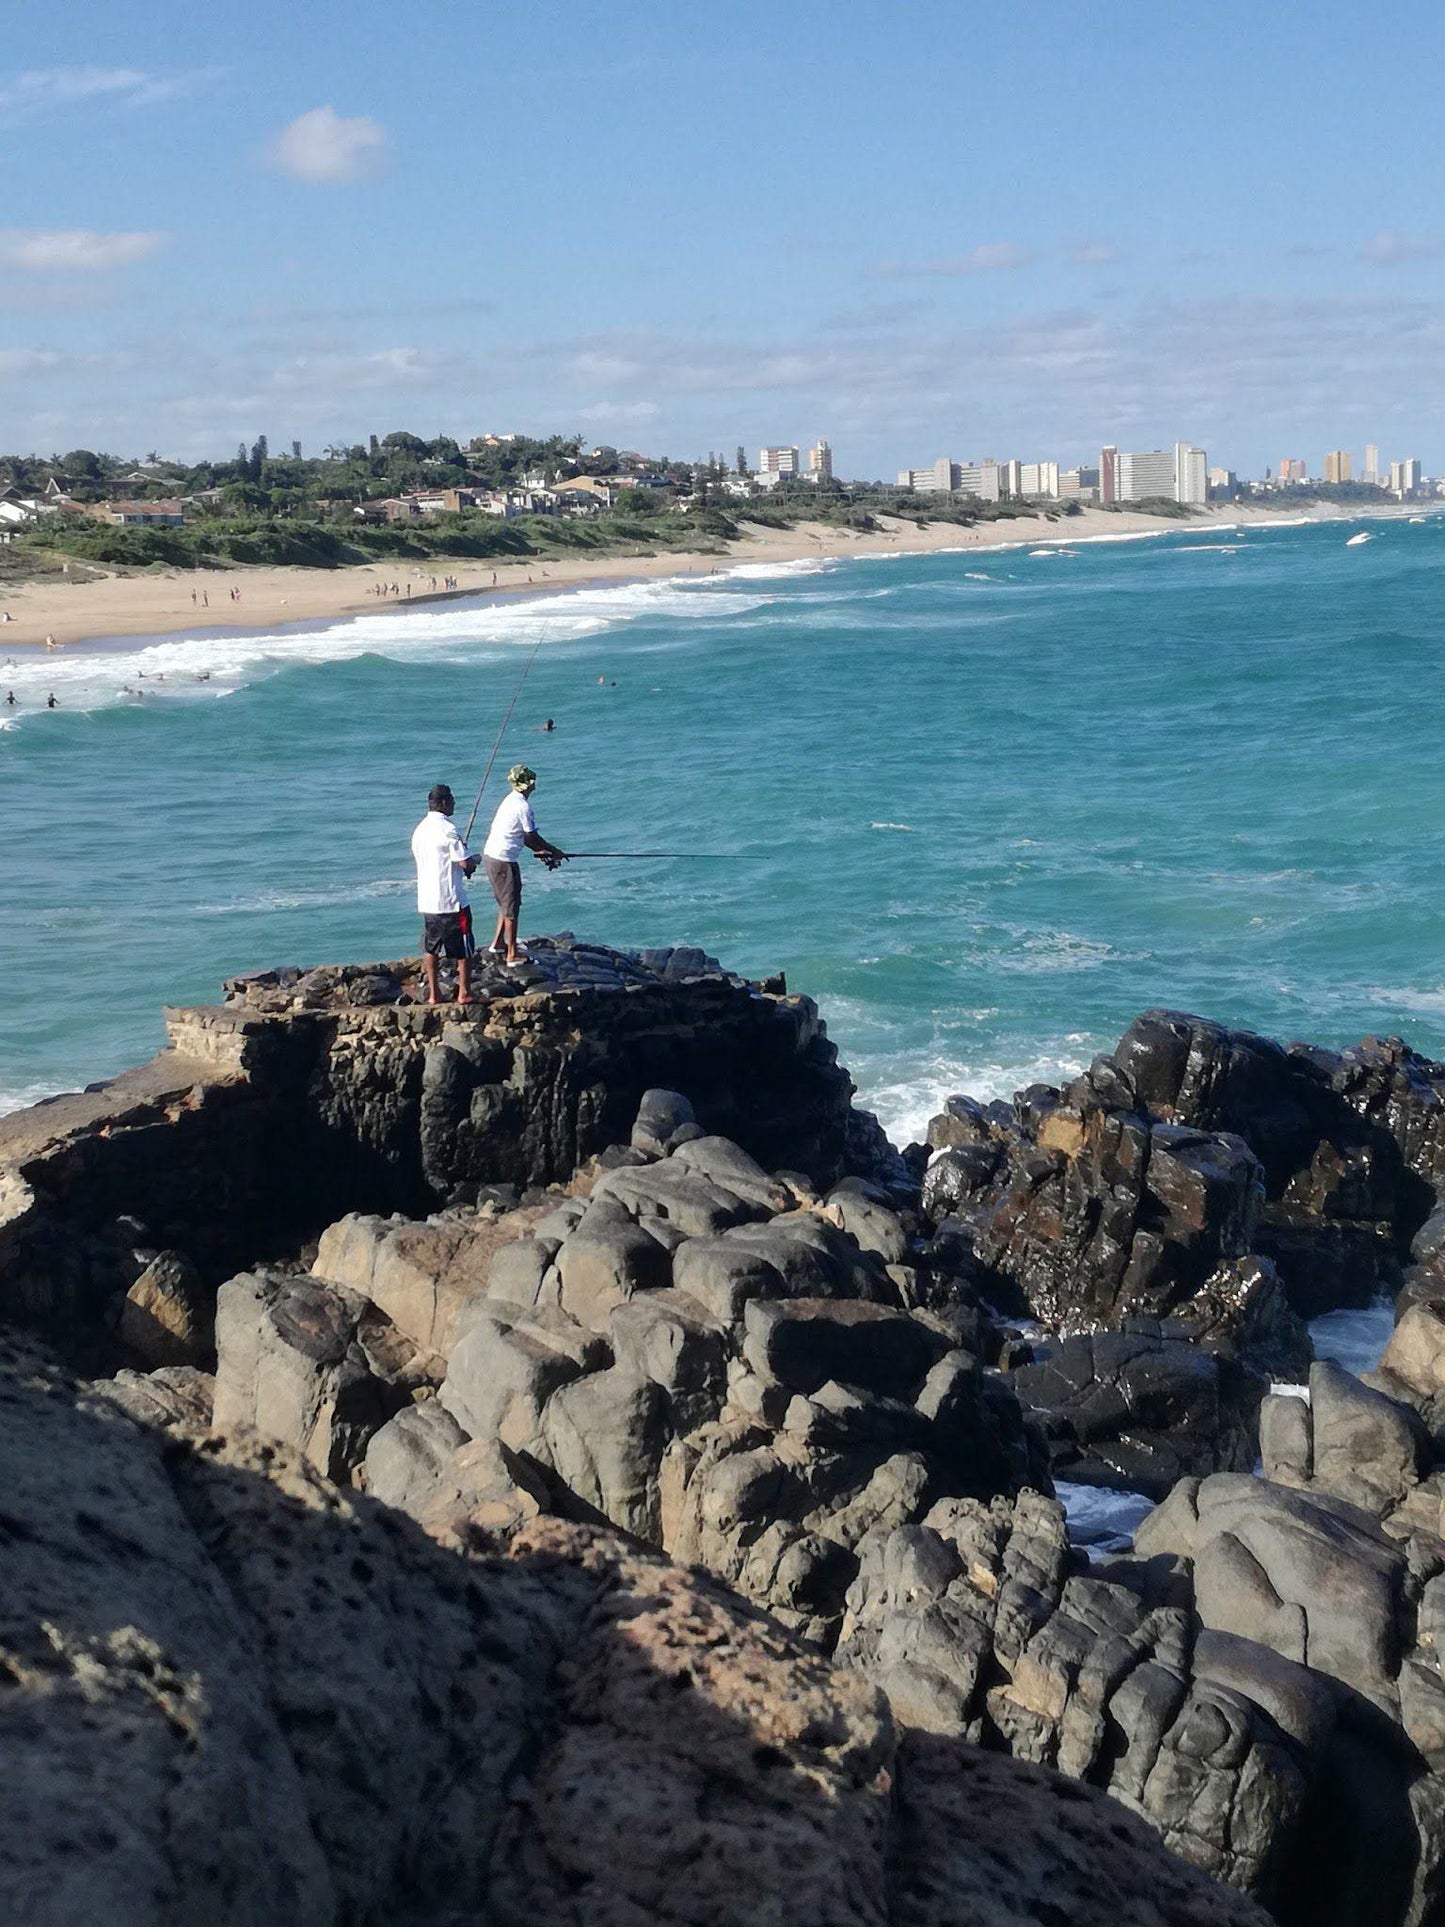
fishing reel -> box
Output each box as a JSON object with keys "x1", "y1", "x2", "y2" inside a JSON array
[{"x1": 537, "y1": 849, "x2": 567, "y2": 871}]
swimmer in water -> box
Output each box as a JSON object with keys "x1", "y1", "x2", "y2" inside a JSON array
[
  {"x1": 46, "y1": 693, "x2": 57, "y2": 708},
  {"x1": 541, "y1": 718, "x2": 555, "y2": 732},
  {"x1": 4, "y1": 690, "x2": 15, "y2": 706}
]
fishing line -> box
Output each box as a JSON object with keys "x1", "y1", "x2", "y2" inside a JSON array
[{"x1": 462, "y1": 636, "x2": 545, "y2": 844}]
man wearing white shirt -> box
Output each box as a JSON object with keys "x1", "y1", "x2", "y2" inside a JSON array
[
  {"x1": 410, "y1": 783, "x2": 478, "y2": 1004},
  {"x1": 482, "y1": 763, "x2": 567, "y2": 964}
]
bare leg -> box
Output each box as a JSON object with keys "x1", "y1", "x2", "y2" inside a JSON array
[
  {"x1": 489, "y1": 909, "x2": 506, "y2": 953},
  {"x1": 422, "y1": 953, "x2": 440, "y2": 1004},
  {"x1": 502, "y1": 916, "x2": 520, "y2": 964},
  {"x1": 455, "y1": 956, "x2": 472, "y2": 1003}
]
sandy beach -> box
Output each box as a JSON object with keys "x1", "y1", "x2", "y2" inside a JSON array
[{"x1": 0, "y1": 500, "x2": 1405, "y2": 653}]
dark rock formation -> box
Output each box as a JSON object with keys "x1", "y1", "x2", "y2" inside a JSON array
[
  {"x1": 0, "y1": 1330, "x2": 1264, "y2": 1926},
  {"x1": 0, "y1": 942, "x2": 901, "y2": 1354}
]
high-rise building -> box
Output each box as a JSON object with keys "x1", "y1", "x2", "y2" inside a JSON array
[
  {"x1": 758, "y1": 446, "x2": 800, "y2": 478},
  {"x1": 806, "y1": 440, "x2": 833, "y2": 481},
  {"x1": 1277, "y1": 458, "x2": 1307, "y2": 484},
  {"x1": 1099, "y1": 446, "x2": 1119, "y2": 505},
  {"x1": 1017, "y1": 461, "x2": 1060, "y2": 498},
  {"x1": 1324, "y1": 450, "x2": 1353, "y2": 483},
  {"x1": 955, "y1": 461, "x2": 1002, "y2": 501},
  {"x1": 1174, "y1": 442, "x2": 1208, "y2": 505},
  {"x1": 898, "y1": 458, "x2": 958, "y2": 492},
  {"x1": 1364, "y1": 443, "x2": 1380, "y2": 484},
  {"x1": 1117, "y1": 449, "x2": 1176, "y2": 502},
  {"x1": 1389, "y1": 457, "x2": 1423, "y2": 496},
  {"x1": 999, "y1": 458, "x2": 1024, "y2": 498}
]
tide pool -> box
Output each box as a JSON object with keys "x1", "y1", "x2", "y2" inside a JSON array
[{"x1": 4, "y1": 516, "x2": 1445, "y2": 1143}]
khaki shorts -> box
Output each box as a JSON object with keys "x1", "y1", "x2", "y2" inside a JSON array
[{"x1": 484, "y1": 856, "x2": 521, "y2": 919}]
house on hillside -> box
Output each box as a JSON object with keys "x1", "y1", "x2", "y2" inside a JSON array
[
  {"x1": 96, "y1": 500, "x2": 185, "y2": 527},
  {"x1": 550, "y1": 476, "x2": 619, "y2": 512}
]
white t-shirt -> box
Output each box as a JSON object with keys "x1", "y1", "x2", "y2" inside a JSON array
[
  {"x1": 411, "y1": 810, "x2": 471, "y2": 913},
  {"x1": 483, "y1": 790, "x2": 537, "y2": 863}
]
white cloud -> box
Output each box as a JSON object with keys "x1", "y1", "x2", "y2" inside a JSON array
[
  {"x1": 0, "y1": 348, "x2": 60, "y2": 378},
  {"x1": 267, "y1": 107, "x2": 389, "y2": 185},
  {"x1": 576, "y1": 400, "x2": 661, "y2": 425},
  {"x1": 1073, "y1": 241, "x2": 1121, "y2": 266},
  {"x1": 0, "y1": 66, "x2": 215, "y2": 117},
  {"x1": 268, "y1": 346, "x2": 456, "y2": 391},
  {"x1": 873, "y1": 243, "x2": 1032, "y2": 277},
  {"x1": 1361, "y1": 229, "x2": 1441, "y2": 265},
  {"x1": 0, "y1": 229, "x2": 168, "y2": 272}
]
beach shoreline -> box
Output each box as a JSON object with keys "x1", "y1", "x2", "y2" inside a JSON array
[{"x1": 0, "y1": 500, "x2": 1418, "y2": 657}]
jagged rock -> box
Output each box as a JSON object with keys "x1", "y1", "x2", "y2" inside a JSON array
[
  {"x1": 1008, "y1": 1328, "x2": 1266, "y2": 1498},
  {"x1": 88, "y1": 1363, "x2": 215, "y2": 1429},
  {"x1": 212, "y1": 1269, "x2": 414, "y2": 1481},
  {"x1": 1135, "y1": 1474, "x2": 1408, "y2": 1705},
  {"x1": 312, "y1": 1210, "x2": 534, "y2": 1353},
  {"x1": 671, "y1": 1134, "x2": 794, "y2": 1214},
  {"x1": 592, "y1": 1157, "x2": 768, "y2": 1237},
  {"x1": 117, "y1": 1249, "x2": 212, "y2": 1368}
]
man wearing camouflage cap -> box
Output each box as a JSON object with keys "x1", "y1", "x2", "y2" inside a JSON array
[{"x1": 482, "y1": 763, "x2": 568, "y2": 964}]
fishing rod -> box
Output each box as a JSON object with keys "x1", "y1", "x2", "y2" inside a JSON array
[
  {"x1": 558, "y1": 851, "x2": 750, "y2": 859},
  {"x1": 462, "y1": 636, "x2": 545, "y2": 844}
]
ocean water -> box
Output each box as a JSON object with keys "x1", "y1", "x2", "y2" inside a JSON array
[{"x1": 5, "y1": 516, "x2": 1445, "y2": 1157}]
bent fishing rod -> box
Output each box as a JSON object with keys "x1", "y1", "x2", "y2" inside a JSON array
[{"x1": 462, "y1": 636, "x2": 545, "y2": 843}]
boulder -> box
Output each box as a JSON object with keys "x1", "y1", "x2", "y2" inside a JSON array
[
  {"x1": 212, "y1": 1269, "x2": 412, "y2": 1481},
  {"x1": 117, "y1": 1249, "x2": 213, "y2": 1368},
  {"x1": 541, "y1": 1364, "x2": 674, "y2": 1539},
  {"x1": 827, "y1": 1177, "x2": 909, "y2": 1264},
  {"x1": 742, "y1": 1297, "x2": 941, "y2": 1399},
  {"x1": 554, "y1": 1200, "x2": 673, "y2": 1329},
  {"x1": 671, "y1": 1235, "x2": 789, "y2": 1327},
  {"x1": 88, "y1": 1364, "x2": 214, "y2": 1430},
  {"x1": 1135, "y1": 1473, "x2": 1407, "y2": 1704},
  {"x1": 630, "y1": 1086, "x2": 696, "y2": 1156},
  {"x1": 608, "y1": 1288, "x2": 728, "y2": 1435},
  {"x1": 592, "y1": 1158, "x2": 765, "y2": 1237},
  {"x1": 313, "y1": 1210, "x2": 525, "y2": 1355},
  {"x1": 362, "y1": 1398, "x2": 468, "y2": 1513},
  {"x1": 439, "y1": 1304, "x2": 608, "y2": 1452}
]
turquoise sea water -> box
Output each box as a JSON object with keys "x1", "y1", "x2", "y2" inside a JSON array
[{"x1": 4, "y1": 516, "x2": 1445, "y2": 1144}]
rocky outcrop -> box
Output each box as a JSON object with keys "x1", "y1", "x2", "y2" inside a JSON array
[
  {"x1": 924, "y1": 1009, "x2": 1445, "y2": 1341},
  {"x1": 196, "y1": 1105, "x2": 1048, "y2": 1648},
  {"x1": 0, "y1": 1330, "x2": 1264, "y2": 1926},
  {"x1": 0, "y1": 942, "x2": 900, "y2": 1354}
]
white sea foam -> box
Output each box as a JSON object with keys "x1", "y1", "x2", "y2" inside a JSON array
[
  {"x1": 1309, "y1": 1299, "x2": 1395, "y2": 1378},
  {"x1": 869, "y1": 821, "x2": 916, "y2": 832},
  {"x1": 852, "y1": 1036, "x2": 1097, "y2": 1147},
  {"x1": 1056, "y1": 1482, "x2": 1155, "y2": 1556},
  {"x1": 0, "y1": 1080, "x2": 70, "y2": 1119},
  {"x1": 198, "y1": 875, "x2": 411, "y2": 916},
  {"x1": 0, "y1": 575, "x2": 774, "y2": 723}
]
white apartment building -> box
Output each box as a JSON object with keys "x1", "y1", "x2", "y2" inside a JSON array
[
  {"x1": 758, "y1": 446, "x2": 800, "y2": 477},
  {"x1": 806, "y1": 440, "x2": 833, "y2": 481},
  {"x1": 1174, "y1": 442, "x2": 1208, "y2": 505},
  {"x1": 955, "y1": 461, "x2": 1002, "y2": 501},
  {"x1": 1389, "y1": 457, "x2": 1423, "y2": 496},
  {"x1": 1017, "y1": 461, "x2": 1060, "y2": 498},
  {"x1": 1117, "y1": 449, "x2": 1176, "y2": 502},
  {"x1": 898, "y1": 458, "x2": 958, "y2": 492},
  {"x1": 1364, "y1": 443, "x2": 1380, "y2": 484}
]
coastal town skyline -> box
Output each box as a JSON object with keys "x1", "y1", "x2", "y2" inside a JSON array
[{"x1": 8, "y1": 3, "x2": 1445, "y2": 478}]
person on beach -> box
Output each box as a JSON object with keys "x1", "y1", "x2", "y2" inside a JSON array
[
  {"x1": 411, "y1": 783, "x2": 479, "y2": 1006},
  {"x1": 482, "y1": 764, "x2": 567, "y2": 965}
]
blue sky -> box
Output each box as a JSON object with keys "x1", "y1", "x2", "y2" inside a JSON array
[{"x1": 5, "y1": 0, "x2": 1445, "y2": 478}]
